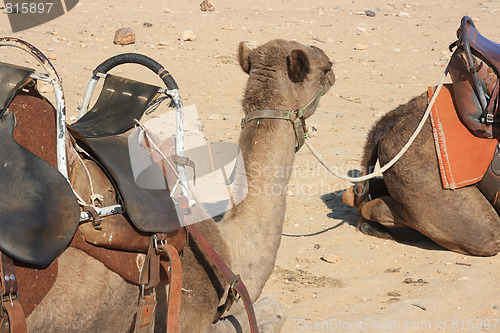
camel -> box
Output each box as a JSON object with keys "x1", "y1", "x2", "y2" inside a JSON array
[
  {"x1": 10, "y1": 39, "x2": 334, "y2": 332},
  {"x1": 342, "y1": 90, "x2": 500, "y2": 257}
]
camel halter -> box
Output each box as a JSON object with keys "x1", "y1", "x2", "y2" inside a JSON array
[{"x1": 240, "y1": 84, "x2": 323, "y2": 152}]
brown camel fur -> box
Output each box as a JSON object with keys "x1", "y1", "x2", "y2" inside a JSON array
[
  {"x1": 14, "y1": 39, "x2": 334, "y2": 332},
  {"x1": 342, "y1": 93, "x2": 500, "y2": 257}
]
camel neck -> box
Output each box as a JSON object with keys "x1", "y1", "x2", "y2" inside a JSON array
[{"x1": 218, "y1": 116, "x2": 296, "y2": 302}]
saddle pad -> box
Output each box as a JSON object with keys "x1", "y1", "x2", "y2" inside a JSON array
[
  {"x1": 428, "y1": 84, "x2": 499, "y2": 189},
  {"x1": 15, "y1": 258, "x2": 58, "y2": 317},
  {"x1": 0, "y1": 62, "x2": 34, "y2": 118},
  {"x1": 67, "y1": 128, "x2": 182, "y2": 233},
  {"x1": 0, "y1": 110, "x2": 80, "y2": 265},
  {"x1": 71, "y1": 74, "x2": 160, "y2": 137}
]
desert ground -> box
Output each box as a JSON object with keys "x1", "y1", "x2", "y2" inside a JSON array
[{"x1": 1, "y1": 0, "x2": 500, "y2": 332}]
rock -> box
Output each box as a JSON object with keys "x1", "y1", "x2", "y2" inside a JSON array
[
  {"x1": 157, "y1": 41, "x2": 170, "y2": 47},
  {"x1": 180, "y1": 30, "x2": 196, "y2": 41},
  {"x1": 114, "y1": 27, "x2": 135, "y2": 45},
  {"x1": 365, "y1": 9, "x2": 376, "y2": 17},
  {"x1": 200, "y1": 0, "x2": 215, "y2": 11},
  {"x1": 354, "y1": 44, "x2": 368, "y2": 50},
  {"x1": 143, "y1": 22, "x2": 152, "y2": 27},
  {"x1": 163, "y1": 7, "x2": 174, "y2": 13},
  {"x1": 321, "y1": 254, "x2": 340, "y2": 264},
  {"x1": 48, "y1": 53, "x2": 57, "y2": 60},
  {"x1": 222, "y1": 25, "x2": 235, "y2": 30}
]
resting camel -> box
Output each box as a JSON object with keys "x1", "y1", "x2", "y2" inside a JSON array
[
  {"x1": 12, "y1": 39, "x2": 333, "y2": 332},
  {"x1": 342, "y1": 16, "x2": 500, "y2": 257},
  {"x1": 342, "y1": 89, "x2": 500, "y2": 257}
]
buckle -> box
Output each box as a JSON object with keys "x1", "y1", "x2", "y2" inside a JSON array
[
  {"x1": 0, "y1": 291, "x2": 17, "y2": 318},
  {"x1": 487, "y1": 113, "x2": 494, "y2": 124}
]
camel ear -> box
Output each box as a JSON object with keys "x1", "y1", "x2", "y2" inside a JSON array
[
  {"x1": 238, "y1": 42, "x2": 252, "y2": 74},
  {"x1": 288, "y1": 48, "x2": 310, "y2": 82}
]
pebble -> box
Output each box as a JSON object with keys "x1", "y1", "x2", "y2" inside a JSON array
[
  {"x1": 365, "y1": 9, "x2": 376, "y2": 17},
  {"x1": 114, "y1": 27, "x2": 135, "y2": 45},
  {"x1": 48, "y1": 53, "x2": 57, "y2": 60},
  {"x1": 355, "y1": 44, "x2": 368, "y2": 50},
  {"x1": 286, "y1": 190, "x2": 294, "y2": 196},
  {"x1": 143, "y1": 22, "x2": 152, "y2": 27},
  {"x1": 313, "y1": 244, "x2": 321, "y2": 249},
  {"x1": 321, "y1": 254, "x2": 340, "y2": 264},
  {"x1": 163, "y1": 7, "x2": 174, "y2": 13},
  {"x1": 222, "y1": 25, "x2": 235, "y2": 30},
  {"x1": 180, "y1": 30, "x2": 196, "y2": 41},
  {"x1": 200, "y1": 0, "x2": 216, "y2": 11},
  {"x1": 398, "y1": 11, "x2": 410, "y2": 17}
]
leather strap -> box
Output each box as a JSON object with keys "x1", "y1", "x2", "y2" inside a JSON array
[
  {"x1": 157, "y1": 244, "x2": 182, "y2": 333},
  {"x1": 0, "y1": 253, "x2": 27, "y2": 333},
  {"x1": 136, "y1": 238, "x2": 182, "y2": 333},
  {"x1": 240, "y1": 84, "x2": 323, "y2": 152},
  {"x1": 186, "y1": 223, "x2": 259, "y2": 333}
]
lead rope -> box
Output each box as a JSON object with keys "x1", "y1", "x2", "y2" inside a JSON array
[{"x1": 306, "y1": 64, "x2": 449, "y2": 182}]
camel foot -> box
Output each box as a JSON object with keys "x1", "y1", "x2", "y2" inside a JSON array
[
  {"x1": 211, "y1": 297, "x2": 286, "y2": 333},
  {"x1": 357, "y1": 217, "x2": 395, "y2": 240}
]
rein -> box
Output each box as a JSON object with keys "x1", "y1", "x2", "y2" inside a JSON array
[
  {"x1": 240, "y1": 84, "x2": 323, "y2": 152},
  {"x1": 306, "y1": 64, "x2": 450, "y2": 182}
]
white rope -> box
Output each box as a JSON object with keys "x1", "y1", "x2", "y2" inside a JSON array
[{"x1": 306, "y1": 65, "x2": 449, "y2": 183}]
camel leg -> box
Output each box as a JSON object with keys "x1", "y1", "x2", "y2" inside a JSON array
[
  {"x1": 361, "y1": 196, "x2": 408, "y2": 228},
  {"x1": 342, "y1": 178, "x2": 389, "y2": 210},
  {"x1": 210, "y1": 297, "x2": 286, "y2": 333}
]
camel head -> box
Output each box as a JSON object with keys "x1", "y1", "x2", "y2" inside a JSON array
[{"x1": 238, "y1": 39, "x2": 334, "y2": 119}]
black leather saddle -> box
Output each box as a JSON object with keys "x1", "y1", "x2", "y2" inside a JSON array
[
  {"x1": 68, "y1": 73, "x2": 181, "y2": 232},
  {"x1": 0, "y1": 62, "x2": 80, "y2": 265}
]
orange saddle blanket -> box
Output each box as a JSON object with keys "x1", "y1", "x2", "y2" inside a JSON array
[{"x1": 428, "y1": 84, "x2": 498, "y2": 189}]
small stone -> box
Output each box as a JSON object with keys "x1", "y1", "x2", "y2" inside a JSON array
[
  {"x1": 321, "y1": 254, "x2": 340, "y2": 264},
  {"x1": 354, "y1": 44, "x2": 368, "y2": 50},
  {"x1": 336, "y1": 113, "x2": 344, "y2": 117},
  {"x1": 48, "y1": 53, "x2": 57, "y2": 60},
  {"x1": 357, "y1": 27, "x2": 366, "y2": 32},
  {"x1": 114, "y1": 27, "x2": 135, "y2": 45},
  {"x1": 365, "y1": 9, "x2": 376, "y2": 17},
  {"x1": 157, "y1": 41, "x2": 170, "y2": 47},
  {"x1": 143, "y1": 22, "x2": 153, "y2": 27},
  {"x1": 222, "y1": 25, "x2": 235, "y2": 30},
  {"x1": 200, "y1": 0, "x2": 215, "y2": 11},
  {"x1": 313, "y1": 244, "x2": 321, "y2": 249},
  {"x1": 80, "y1": 42, "x2": 87, "y2": 48},
  {"x1": 286, "y1": 190, "x2": 294, "y2": 196},
  {"x1": 179, "y1": 30, "x2": 196, "y2": 41},
  {"x1": 387, "y1": 291, "x2": 401, "y2": 297},
  {"x1": 403, "y1": 278, "x2": 413, "y2": 284},
  {"x1": 163, "y1": 7, "x2": 174, "y2": 13},
  {"x1": 398, "y1": 11, "x2": 410, "y2": 17}
]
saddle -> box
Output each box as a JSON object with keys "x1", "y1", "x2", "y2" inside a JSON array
[
  {"x1": 449, "y1": 16, "x2": 500, "y2": 138},
  {"x1": 68, "y1": 73, "x2": 182, "y2": 233},
  {"x1": 445, "y1": 17, "x2": 500, "y2": 214}
]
